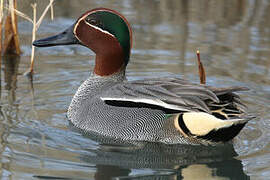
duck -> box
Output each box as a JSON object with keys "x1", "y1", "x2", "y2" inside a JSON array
[{"x1": 33, "y1": 8, "x2": 253, "y2": 145}]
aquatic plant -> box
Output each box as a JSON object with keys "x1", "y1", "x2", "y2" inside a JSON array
[
  {"x1": 0, "y1": 0, "x2": 3, "y2": 54},
  {"x1": 3, "y1": 0, "x2": 20, "y2": 55},
  {"x1": 196, "y1": 50, "x2": 206, "y2": 84},
  {"x1": 7, "y1": 0, "x2": 55, "y2": 75}
]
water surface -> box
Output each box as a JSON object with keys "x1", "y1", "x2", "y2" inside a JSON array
[{"x1": 0, "y1": 0, "x2": 270, "y2": 179}]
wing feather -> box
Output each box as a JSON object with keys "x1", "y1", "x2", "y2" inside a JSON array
[{"x1": 100, "y1": 77, "x2": 248, "y2": 115}]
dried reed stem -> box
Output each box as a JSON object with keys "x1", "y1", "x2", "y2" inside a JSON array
[
  {"x1": 29, "y1": 3, "x2": 36, "y2": 73},
  {"x1": 0, "y1": 0, "x2": 3, "y2": 86},
  {"x1": 196, "y1": 50, "x2": 206, "y2": 84},
  {"x1": 0, "y1": 0, "x2": 3, "y2": 20},
  {"x1": 4, "y1": 0, "x2": 55, "y2": 75},
  {"x1": 9, "y1": 0, "x2": 20, "y2": 54},
  {"x1": 0, "y1": 0, "x2": 3, "y2": 77},
  {"x1": 36, "y1": 0, "x2": 54, "y2": 29},
  {"x1": 3, "y1": 0, "x2": 20, "y2": 55},
  {"x1": 29, "y1": 0, "x2": 54, "y2": 74},
  {"x1": 7, "y1": 6, "x2": 33, "y2": 23},
  {"x1": 50, "y1": 0, "x2": 54, "y2": 20},
  {"x1": 0, "y1": 0, "x2": 4, "y2": 55}
]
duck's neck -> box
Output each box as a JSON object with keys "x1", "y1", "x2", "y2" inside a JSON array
[{"x1": 94, "y1": 49, "x2": 126, "y2": 76}]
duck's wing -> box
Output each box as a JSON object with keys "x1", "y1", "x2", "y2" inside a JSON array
[
  {"x1": 99, "y1": 77, "x2": 253, "y2": 145},
  {"x1": 100, "y1": 77, "x2": 248, "y2": 117}
]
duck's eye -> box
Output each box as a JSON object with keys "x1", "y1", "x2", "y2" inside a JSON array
[{"x1": 85, "y1": 17, "x2": 98, "y2": 25}]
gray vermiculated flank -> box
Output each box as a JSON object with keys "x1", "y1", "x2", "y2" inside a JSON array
[
  {"x1": 67, "y1": 70, "x2": 249, "y2": 144},
  {"x1": 67, "y1": 70, "x2": 191, "y2": 144}
]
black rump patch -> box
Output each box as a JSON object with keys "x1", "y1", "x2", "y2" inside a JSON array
[{"x1": 197, "y1": 122, "x2": 247, "y2": 142}]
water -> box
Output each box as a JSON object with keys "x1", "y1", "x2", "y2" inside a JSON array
[{"x1": 0, "y1": 0, "x2": 270, "y2": 179}]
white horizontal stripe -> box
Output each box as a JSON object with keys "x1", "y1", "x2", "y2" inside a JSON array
[
  {"x1": 84, "y1": 20, "x2": 115, "y2": 38},
  {"x1": 100, "y1": 97, "x2": 189, "y2": 111}
]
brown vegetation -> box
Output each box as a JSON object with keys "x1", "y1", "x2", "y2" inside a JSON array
[
  {"x1": 0, "y1": 0, "x2": 54, "y2": 75},
  {"x1": 3, "y1": 0, "x2": 20, "y2": 55},
  {"x1": 196, "y1": 50, "x2": 206, "y2": 84}
]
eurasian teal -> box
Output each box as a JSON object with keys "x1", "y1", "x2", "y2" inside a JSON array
[{"x1": 33, "y1": 8, "x2": 253, "y2": 145}]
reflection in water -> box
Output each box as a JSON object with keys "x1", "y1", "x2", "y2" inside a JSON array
[
  {"x1": 3, "y1": 55, "x2": 20, "y2": 104},
  {"x1": 75, "y1": 131, "x2": 249, "y2": 180},
  {"x1": 4, "y1": 122, "x2": 250, "y2": 180},
  {"x1": 0, "y1": 54, "x2": 20, "y2": 180},
  {"x1": 95, "y1": 165, "x2": 130, "y2": 180},
  {"x1": 0, "y1": 0, "x2": 269, "y2": 179}
]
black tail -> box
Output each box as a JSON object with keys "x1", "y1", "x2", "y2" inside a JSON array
[{"x1": 197, "y1": 122, "x2": 247, "y2": 143}]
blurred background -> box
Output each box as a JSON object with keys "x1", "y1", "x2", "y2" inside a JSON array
[{"x1": 0, "y1": 0, "x2": 269, "y2": 179}]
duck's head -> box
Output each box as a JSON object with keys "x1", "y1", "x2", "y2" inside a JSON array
[{"x1": 33, "y1": 8, "x2": 132, "y2": 76}]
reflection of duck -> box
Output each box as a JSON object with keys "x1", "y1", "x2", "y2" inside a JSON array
[
  {"x1": 77, "y1": 134, "x2": 250, "y2": 180},
  {"x1": 81, "y1": 136, "x2": 236, "y2": 169},
  {"x1": 13, "y1": 123, "x2": 249, "y2": 180},
  {"x1": 33, "y1": 8, "x2": 253, "y2": 145}
]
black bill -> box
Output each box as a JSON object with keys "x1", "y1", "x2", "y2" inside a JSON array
[{"x1": 33, "y1": 24, "x2": 80, "y2": 47}]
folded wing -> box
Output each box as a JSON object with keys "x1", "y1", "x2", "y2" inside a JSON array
[{"x1": 100, "y1": 77, "x2": 248, "y2": 119}]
